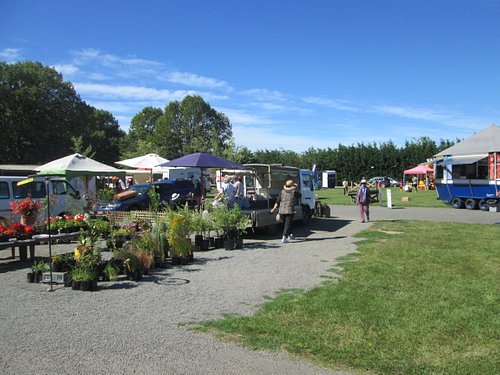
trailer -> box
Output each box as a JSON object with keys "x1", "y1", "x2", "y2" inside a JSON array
[
  {"x1": 434, "y1": 152, "x2": 500, "y2": 211},
  {"x1": 218, "y1": 164, "x2": 317, "y2": 230}
]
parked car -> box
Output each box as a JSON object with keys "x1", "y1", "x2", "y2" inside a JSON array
[
  {"x1": 93, "y1": 179, "x2": 195, "y2": 212},
  {"x1": 367, "y1": 176, "x2": 400, "y2": 188}
]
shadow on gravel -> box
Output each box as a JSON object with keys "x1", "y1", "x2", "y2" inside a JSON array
[
  {"x1": 289, "y1": 236, "x2": 347, "y2": 243},
  {"x1": 99, "y1": 282, "x2": 139, "y2": 290},
  {"x1": 245, "y1": 217, "x2": 353, "y2": 242},
  {"x1": 0, "y1": 259, "x2": 31, "y2": 273}
]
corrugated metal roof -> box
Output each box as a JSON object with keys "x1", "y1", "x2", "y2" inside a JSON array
[{"x1": 434, "y1": 124, "x2": 500, "y2": 158}]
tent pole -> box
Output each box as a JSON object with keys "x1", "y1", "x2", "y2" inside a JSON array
[{"x1": 46, "y1": 176, "x2": 54, "y2": 292}]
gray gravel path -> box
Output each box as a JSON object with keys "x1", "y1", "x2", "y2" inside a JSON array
[{"x1": 0, "y1": 206, "x2": 497, "y2": 374}]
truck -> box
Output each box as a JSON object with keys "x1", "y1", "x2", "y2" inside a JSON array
[
  {"x1": 0, "y1": 176, "x2": 82, "y2": 224},
  {"x1": 434, "y1": 152, "x2": 500, "y2": 211},
  {"x1": 218, "y1": 164, "x2": 317, "y2": 231}
]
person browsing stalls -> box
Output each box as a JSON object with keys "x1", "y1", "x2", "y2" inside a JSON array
[{"x1": 270, "y1": 180, "x2": 301, "y2": 244}]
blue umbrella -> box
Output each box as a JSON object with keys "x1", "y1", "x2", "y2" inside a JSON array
[{"x1": 157, "y1": 152, "x2": 246, "y2": 169}]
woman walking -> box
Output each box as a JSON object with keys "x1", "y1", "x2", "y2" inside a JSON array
[{"x1": 271, "y1": 180, "x2": 301, "y2": 243}]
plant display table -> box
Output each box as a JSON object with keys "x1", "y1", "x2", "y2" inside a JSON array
[
  {"x1": 0, "y1": 240, "x2": 16, "y2": 259},
  {"x1": 0, "y1": 239, "x2": 36, "y2": 261}
]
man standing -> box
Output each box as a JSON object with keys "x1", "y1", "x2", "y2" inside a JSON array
[
  {"x1": 342, "y1": 179, "x2": 349, "y2": 195},
  {"x1": 356, "y1": 179, "x2": 371, "y2": 223},
  {"x1": 232, "y1": 175, "x2": 244, "y2": 199}
]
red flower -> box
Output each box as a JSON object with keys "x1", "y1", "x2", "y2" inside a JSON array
[
  {"x1": 10, "y1": 197, "x2": 42, "y2": 217},
  {"x1": 11, "y1": 223, "x2": 24, "y2": 232},
  {"x1": 24, "y1": 226, "x2": 34, "y2": 234}
]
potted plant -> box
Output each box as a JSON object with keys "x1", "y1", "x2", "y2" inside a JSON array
[
  {"x1": 79, "y1": 268, "x2": 98, "y2": 291},
  {"x1": 10, "y1": 197, "x2": 42, "y2": 226},
  {"x1": 31, "y1": 260, "x2": 49, "y2": 283},
  {"x1": 211, "y1": 204, "x2": 249, "y2": 250},
  {"x1": 166, "y1": 208, "x2": 193, "y2": 264},
  {"x1": 71, "y1": 266, "x2": 84, "y2": 290},
  {"x1": 151, "y1": 220, "x2": 168, "y2": 267},
  {"x1": 108, "y1": 226, "x2": 136, "y2": 250},
  {"x1": 0, "y1": 224, "x2": 12, "y2": 242},
  {"x1": 112, "y1": 249, "x2": 143, "y2": 281},
  {"x1": 190, "y1": 210, "x2": 210, "y2": 251},
  {"x1": 73, "y1": 234, "x2": 101, "y2": 289},
  {"x1": 71, "y1": 266, "x2": 97, "y2": 291},
  {"x1": 102, "y1": 261, "x2": 119, "y2": 281}
]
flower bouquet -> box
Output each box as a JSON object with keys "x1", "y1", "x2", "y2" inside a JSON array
[{"x1": 10, "y1": 197, "x2": 43, "y2": 217}]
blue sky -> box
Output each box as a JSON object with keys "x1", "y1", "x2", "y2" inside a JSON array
[{"x1": 1, "y1": 0, "x2": 500, "y2": 152}]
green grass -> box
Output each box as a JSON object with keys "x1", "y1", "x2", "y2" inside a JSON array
[
  {"x1": 197, "y1": 221, "x2": 500, "y2": 374},
  {"x1": 316, "y1": 187, "x2": 449, "y2": 208}
]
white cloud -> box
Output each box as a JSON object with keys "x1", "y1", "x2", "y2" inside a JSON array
[
  {"x1": 74, "y1": 82, "x2": 193, "y2": 101},
  {"x1": 220, "y1": 108, "x2": 276, "y2": 126},
  {"x1": 371, "y1": 105, "x2": 451, "y2": 122},
  {"x1": 0, "y1": 48, "x2": 22, "y2": 62},
  {"x1": 302, "y1": 96, "x2": 361, "y2": 112},
  {"x1": 71, "y1": 48, "x2": 162, "y2": 69},
  {"x1": 52, "y1": 64, "x2": 80, "y2": 76},
  {"x1": 242, "y1": 88, "x2": 288, "y2": 102},
  {"x1": 165, "y1": 71, "x2": 231, "y2": 89}
]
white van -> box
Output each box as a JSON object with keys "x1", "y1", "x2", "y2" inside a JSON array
[{"x1": 0, "y1": 176, "x2": 82, "y2": 225}]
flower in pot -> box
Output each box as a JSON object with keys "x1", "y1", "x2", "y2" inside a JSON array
[
  {"x1": 0, "y1": 224, "x2": 12, "y2": 242},
  {"x1": 73, "y1": 234, "x2": 101, "y2": 289},
  {"x1": 166, "y1": 208, "x2": 193, "y2": 263},
  {"x1": 9, "y1": 223, "x2": 35, "y2": 240},
  {"x1": 10, "y1": 197, "x2": 42, "y2": 225}
]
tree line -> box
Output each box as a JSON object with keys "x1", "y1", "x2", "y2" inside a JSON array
[{"x1": 1, "y1": 61, "x2": 456, "y2": 181}]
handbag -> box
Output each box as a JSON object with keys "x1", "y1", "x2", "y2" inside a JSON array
[{"x1": 275, "y1": 213, "x2": 281, "y2": 222}]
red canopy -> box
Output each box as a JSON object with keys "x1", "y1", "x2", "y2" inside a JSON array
[{"x1": 403, "y1": 164, "x2": 433, "y2": 175}]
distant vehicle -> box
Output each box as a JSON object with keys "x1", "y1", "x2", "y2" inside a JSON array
[
  {"x1": 219, "y1": 164, "x2": 317, "y2": 230},
  {"x1": 93, "y1": 179, "x2": 195, "y2": 212},
  {"x1": 0, "y1": 176, "x2": 81, "y2": 224},
  {"x1": 367, "y1": 176, "x2": 399, "y2": 188},
  {"x1": 434, "y1": 154, "x2": 499, "y2": 211}
]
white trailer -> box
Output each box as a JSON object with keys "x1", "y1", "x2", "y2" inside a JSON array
[
  {"x1": 218, "y1": 164, "x2": 317, "y2": 231},
  {"x1": 321, "y1": 170, "x2": 337, "y2": 188}
]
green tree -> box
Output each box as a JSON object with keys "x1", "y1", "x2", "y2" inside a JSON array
[
  {"x1": 88, "y1": 109, "x2": 125, "y2": 165},
  {"x1": 0, "y1": 61, "x2": 124, "y2": 164},
  {"x1": 154, "y1": 95, "x2": 232, "y2": 159},
  {"x1": 122, "y1": 106, "x2": 163, "y2": 158}
]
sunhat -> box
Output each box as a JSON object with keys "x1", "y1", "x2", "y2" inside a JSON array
[
  {"x1": 171, "y1": 193, "x2": 180, "y2": 201},
  {"x1": 284, "y1": 180, "x2": 298, "y2": 190}
]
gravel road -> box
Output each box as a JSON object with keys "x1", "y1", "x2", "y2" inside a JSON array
[{"x1": 0, "y1": 206, "x2": 497, "y2": 374}]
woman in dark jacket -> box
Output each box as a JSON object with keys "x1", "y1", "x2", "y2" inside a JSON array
[{"x1": 271, "y1": 180, "x2": 301, "y2": 243}]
